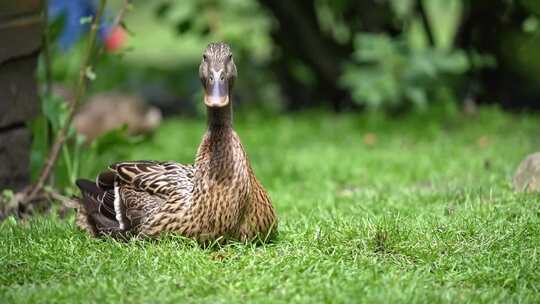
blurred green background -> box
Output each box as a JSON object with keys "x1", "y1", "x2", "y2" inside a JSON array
[{"x1": 49, "y1": 0, "x2": 540, "y2": 112}]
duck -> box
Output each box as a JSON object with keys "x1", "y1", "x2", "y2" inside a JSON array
[
  {"x1": 74, "y1": 42, "x2": 277, "y2": 243},
  {"x1": 51, "y1": 84, "x2": 162, "y2": 143},
  {"x1": 73, "y1": 93, "x2": 162, "y2": 143}
]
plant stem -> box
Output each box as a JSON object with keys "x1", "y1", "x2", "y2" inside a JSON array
[
  {"x1": 416, "y1": 0, "x2": 435, "y2": 47},
  {"x1": 24, "y1": 0, "x2": 108, "y2": 204}
]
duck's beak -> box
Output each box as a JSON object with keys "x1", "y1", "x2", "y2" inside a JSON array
[{"x1": 204, "y1": 70, "x2": 229, "y2": 107}]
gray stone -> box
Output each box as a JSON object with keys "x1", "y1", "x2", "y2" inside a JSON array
[{"x1": 513, "y1": 153, "x2": 540, "y2": 192}]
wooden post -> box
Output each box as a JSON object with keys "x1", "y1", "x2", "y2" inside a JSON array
[{"x1": 0, "y1": 1, "x2": 43, "y2": 191}]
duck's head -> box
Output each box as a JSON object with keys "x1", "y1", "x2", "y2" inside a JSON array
[{"x1": 199, "y1": 42, "x2": 237, "y2": 108}]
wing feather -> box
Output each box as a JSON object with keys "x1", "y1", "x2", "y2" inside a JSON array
[{"x1": 102, "y1": 160, "x2": 194, "y2": 197}]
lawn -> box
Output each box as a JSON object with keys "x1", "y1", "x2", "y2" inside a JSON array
[{"x1": 1, "y1": 107, "x2": 539, "y2": 303}]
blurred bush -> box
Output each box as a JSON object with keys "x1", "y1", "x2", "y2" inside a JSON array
[{"x1": 341, "y1": 33, "x2": 468, "y2": 109}]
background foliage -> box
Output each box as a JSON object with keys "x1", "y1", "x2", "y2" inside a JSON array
[{"x1": 48, "y1": 0, "x2": 540, "y2": 112}]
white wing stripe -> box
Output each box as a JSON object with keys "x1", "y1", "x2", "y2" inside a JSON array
[{"x1": 113, "y1": 182, "x2": 125, "y2": 230}]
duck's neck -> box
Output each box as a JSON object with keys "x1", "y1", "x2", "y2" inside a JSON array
[
  {"x1": 207, "y1": 102, "x2": 232, "y2": 130},
  {"x1": 206, "y1": 102, "x2": 234, "y2": 166},
  {"x1": 196, "y1": 101, "x2": 244, "y2": 179}
]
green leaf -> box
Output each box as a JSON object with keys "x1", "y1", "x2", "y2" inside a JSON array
[{"x1": 2, "y1": 189, "x2": 14, "y2": 201}]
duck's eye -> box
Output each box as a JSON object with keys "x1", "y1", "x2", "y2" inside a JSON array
[
  {"x1": 203, "y1": 54, "x2": 207, "y2": 61},
  {"x1": 227, "y1": 54, "x2": 232, "y2": 61}
]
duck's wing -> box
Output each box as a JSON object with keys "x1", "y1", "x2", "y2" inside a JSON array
[
  {"x1": 76, "y1": 160, "x2": 194, "y2": 236},
  {"x1": 98, "y1": 160, "x2": 194, "y2": 198}
]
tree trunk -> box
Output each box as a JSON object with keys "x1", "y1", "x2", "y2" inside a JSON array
[{"x1": 258, "y1": 0, "x2": 351, "y2": 111}]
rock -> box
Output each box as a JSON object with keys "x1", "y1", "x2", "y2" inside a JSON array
[{"x1": 513, "y1": 153, "x2": 540, "y2": 192}]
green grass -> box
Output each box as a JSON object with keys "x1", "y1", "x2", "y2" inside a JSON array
[{"x1": 1, "y1": 107, "x2": 540, "y2": 303}]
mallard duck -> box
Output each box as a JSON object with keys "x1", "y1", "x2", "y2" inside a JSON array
[
  {"x1": 74, "y1": 42, "x2": 277, "y2": 242},
  {"x1": 74, "y1": 93, "x2": 162, "y2": 143},
  {"x1": 51, "y1": 84, "x2": 162, "y2": 143}
]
